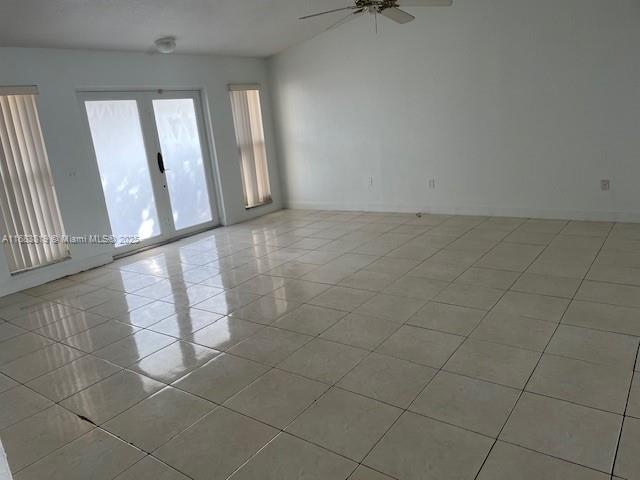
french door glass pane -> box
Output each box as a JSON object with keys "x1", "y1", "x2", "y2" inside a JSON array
[
  {"x1": 85, "y1": 100, "x2": 161, "y2": 246},
  {"x1": 152, "y1": 98, "x2": 212, "y2": 230}
]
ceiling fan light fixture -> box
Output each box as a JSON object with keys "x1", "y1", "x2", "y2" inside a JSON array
[{"x1": 155, "y1": 36, "x2": 177, "y2": 54}]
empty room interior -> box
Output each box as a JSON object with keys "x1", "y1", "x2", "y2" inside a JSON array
[{"x1": 0, "y1": 0, "x2": 639, "y2": 479}]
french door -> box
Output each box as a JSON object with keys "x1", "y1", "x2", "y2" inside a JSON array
[{"x1": 80, "y1": 90, "x2": 219, "y2": 252}]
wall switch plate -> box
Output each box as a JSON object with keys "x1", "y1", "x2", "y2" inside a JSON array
[
  {"x1": 601, "y1": 179, "x2": 610, "y2": 191},
  {"x1": 428, "y1": 178, "x2": 436, "y2": 189}
]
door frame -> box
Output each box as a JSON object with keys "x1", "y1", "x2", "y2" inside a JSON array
[{"x1": 77, "y1": 88, "x2": 221, "y2": 255}]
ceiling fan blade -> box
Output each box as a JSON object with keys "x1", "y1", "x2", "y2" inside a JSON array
[
  {"x1": 299, "y1": 6, "x2": 357, "y2": 20},
  {"x1": 396, "y1": 0, "x2": 453, "y2": 6},
  {"x1": 326, "y1": 9, "x2": 364, "y2": 31},
  {"x1": 380, "y1": 7, "x2": 415, "y2": 24}
]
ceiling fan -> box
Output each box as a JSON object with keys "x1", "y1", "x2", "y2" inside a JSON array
[{"x1": 300, "y1": 0, "x2": 452, "y2": 29}]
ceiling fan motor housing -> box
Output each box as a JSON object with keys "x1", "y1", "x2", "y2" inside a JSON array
[
  {"x1": 299, "y1": 0, "x2": 451, "y2": 25},
  {"x1": 355, "y1": 0, "x2": 401, "y2": 12}
]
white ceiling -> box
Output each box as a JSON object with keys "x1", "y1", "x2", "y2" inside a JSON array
[{"x1": 0, "y1": 0, "x2": 354, "y2": 57}]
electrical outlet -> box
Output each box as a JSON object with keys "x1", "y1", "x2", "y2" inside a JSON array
[
  {"x1": 601, "y1": 179, "x2": 610, "y2": 191},
  {"x1": 428, "y1": 178, "x2": 436, "y2": 189}
]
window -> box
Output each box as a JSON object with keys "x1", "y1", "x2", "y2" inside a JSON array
[
  {"x1": 229, "y1": 85, "x2": 272, "y2": 208},
  {"x1": 0, "y1": 86, "x2": 69, "y2": 273}
]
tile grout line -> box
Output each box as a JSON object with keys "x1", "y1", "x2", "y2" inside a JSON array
[
  {"x1": 460, "y1": 225, "x2": 573, "y2": 479},
  {"x1": 324, "y1": 221, "x2": 524, "y2": 477},
  {"x1": 471, "y1": 220, "x2": 617, "y2": 479},
  {"x1": 183, "y1": 215, "x2": 482, "y2": 480},
  {"x1": 1, "y1": 214, "x2": 636, "y2": 478},
  {"x1": 339, "y1": 218, "x2": 517, "y2": 477},
  {"x1": 608, "y1": 342, "x2": 640, "y2": 480},
  {"x1": 466, "y1": 220, "x2": 601, "y2": 478}
]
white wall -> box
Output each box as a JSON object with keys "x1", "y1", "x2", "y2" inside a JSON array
[
  {"x1": 269, "y1": 0, "x2": 640, "y2": 221},
  {"x1": 0, "y1": 47, "x2": 282, "y2": 295}
]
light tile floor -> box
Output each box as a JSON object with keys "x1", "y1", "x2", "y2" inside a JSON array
[{"x1": 0, "y1": 209, "x2": 639, "y2": 479}]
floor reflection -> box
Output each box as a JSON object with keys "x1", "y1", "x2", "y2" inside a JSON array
[{"x1": 0, "y1": 434, "x2": 13, "y2": 480}]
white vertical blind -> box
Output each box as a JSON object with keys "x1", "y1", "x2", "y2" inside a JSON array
[
  {"x1": 229, "y1": 86, "x2": 272, "y2": 208},
  {"x1": 0, "y1": 88, "x2": 69, "y2": 273}
]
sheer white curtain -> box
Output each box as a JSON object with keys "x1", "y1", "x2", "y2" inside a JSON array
[
  {"x1": 0, "y1": 86, "x2": 69, "y2": 273},
  {"x1": 229, "y1": 86, "x2": 272, "y2": 208}
]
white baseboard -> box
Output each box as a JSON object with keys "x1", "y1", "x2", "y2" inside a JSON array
[
  {"x1": 285, "y1": 200, "x2": 640, "y2": 223},
  {"x1": 0, "y1": 253, "x2": 114, "y2": 297}
]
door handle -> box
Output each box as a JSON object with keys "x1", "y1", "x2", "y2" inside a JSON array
[{"x1": 157, "y1": 152, "x2": 165, "y2": 173}]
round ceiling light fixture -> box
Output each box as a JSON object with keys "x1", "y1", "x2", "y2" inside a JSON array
[{"x1": 154, "y1": 36, "x2": 177, "y2": 54}]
